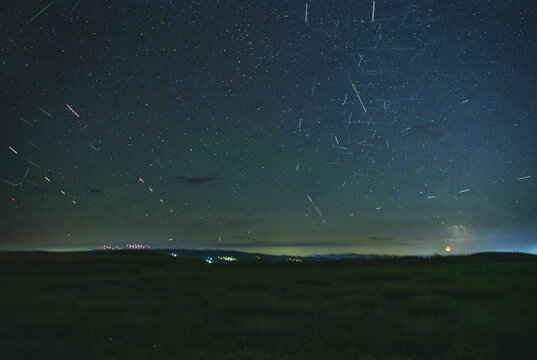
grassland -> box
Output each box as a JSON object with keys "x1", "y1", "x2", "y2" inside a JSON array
[{"x1": 1, "y1": 251, "x2": 536, "y2": 359}]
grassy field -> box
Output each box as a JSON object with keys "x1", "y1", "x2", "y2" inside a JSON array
[{"x1": 1, "y1": 251, "x2": 537, "y2": 359}]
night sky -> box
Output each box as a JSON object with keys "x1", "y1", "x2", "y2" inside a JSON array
[{"x1": 1, "y1": 0, "x2": 536, "y2": 255}]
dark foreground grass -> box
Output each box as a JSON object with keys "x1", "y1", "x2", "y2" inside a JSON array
[{"x1": 1, "y1": 251, "x2": 536, "y2": 360}]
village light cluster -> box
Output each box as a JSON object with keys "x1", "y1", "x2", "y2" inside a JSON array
[{"x1": 94, "y1": 244, "x2": 151, "y2": 251}]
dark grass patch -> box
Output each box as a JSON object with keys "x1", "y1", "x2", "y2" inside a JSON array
[{"x1": 1, "y1": 251, "x2": 536, "y2": 359}]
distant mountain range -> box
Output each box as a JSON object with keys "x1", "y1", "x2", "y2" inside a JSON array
[{"x1": 156, "y1": 248, "x2": 399, "y2": 263}]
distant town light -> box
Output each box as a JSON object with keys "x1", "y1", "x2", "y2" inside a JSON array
[{"x1": 217, "y1": 256, "x2": 237, "y2": 262}]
